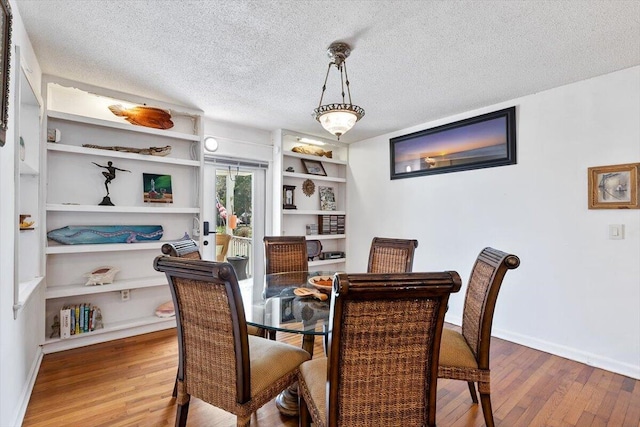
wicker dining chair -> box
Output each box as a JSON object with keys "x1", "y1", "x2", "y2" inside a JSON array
[
  {"x1": 161, "y1": 239, "x2": 265, "y2": 399},
  {"x1": 153, "y1": 257, "x2": 310, "y2": 427},
  {"x1": 263, "y1": 236, "x2": 308, "y2": 274},
  {"x1": 298, "y1": 271, "x2": 462, "y2": 427},
  {"x1": 438, "y1": 247, "x2": 520, "y2": 427},
  {"x1": 216, "y1": 233, "x2": 232, "y2": 261},
  {"x1": 367, "y1": 237, "x2": 419, "y2": 273}
]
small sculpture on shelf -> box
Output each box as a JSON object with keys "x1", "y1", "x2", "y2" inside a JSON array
[
  {"x1": 83, "y1": 266, "x2": 120, "y2": 286},
  {"x1": 50, "y1": 315, "x2": 60, "y2": 339},
  {"x1": 19, "y1": 214, "x2": 34, "y2": 230},
  {"x1": 92, "y1": 161, "x2": 131, "y2": 206},
  {"x1": 283, "y1": 185, "x2": 297, "y2": 209}
]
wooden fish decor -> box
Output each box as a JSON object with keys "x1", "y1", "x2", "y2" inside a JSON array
[
  {"x1": 108, "y1": 104, "x2": 174, "y2": 130},
  {"x1": 291, "y1": 144, "x2": 333, "y2": 158}
]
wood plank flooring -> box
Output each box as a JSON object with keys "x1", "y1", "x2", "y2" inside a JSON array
[{"x1": 23, "y1": 328, "x2": 640, "y2": 426}]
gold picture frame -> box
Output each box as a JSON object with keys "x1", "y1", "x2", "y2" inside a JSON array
[
  {"x1": 0, "y1": 0, "x2": 11, "y2": 147},
  {"x1": 588, "y1": 163, "x2": 640, "y2": 209}
]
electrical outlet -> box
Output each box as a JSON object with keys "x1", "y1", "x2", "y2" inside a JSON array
[{"x1": 121, "y1": 289, "x2": 130, "y2": 301}]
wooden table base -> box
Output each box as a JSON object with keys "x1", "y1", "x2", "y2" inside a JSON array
[{"x1": 275, "y1": 334, "x2": 316, "y2": 416}]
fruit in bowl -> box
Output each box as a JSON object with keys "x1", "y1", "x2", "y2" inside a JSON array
[{"x1": 308, "y1": 276, "x2": 333, "y2": 293}]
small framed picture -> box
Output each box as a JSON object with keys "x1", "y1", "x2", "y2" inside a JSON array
[
  {"x1": 283, "y1": 185, "x2": 297, "y2": 209},
  {"x1": 588, "y1": 163, "x2": 639, "y2": 209},
  {"x1": 319, "y1": 186, "x2": 336, "y2": 211},
  {"x1": 301, "y1": 159, "x2": 327, "y2": 176},
  {"x1": 143, "y1": 173, "x2": 173, "y2": 203}
]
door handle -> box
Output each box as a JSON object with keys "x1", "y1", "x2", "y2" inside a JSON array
[{"x1": 203, "y1": 221, "x2": 210, "y2": 236}]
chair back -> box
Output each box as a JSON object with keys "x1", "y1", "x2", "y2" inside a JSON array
[
  {"x1": 367, "y1": 237, "x2": 419, "y2": 273},
  {"x1": 263, "y1": 236, "x2": 308, "y2": 274},
  {"x1": 161, "y1": 239, "x2": 201, "y2": 260},
  {"x1": 153, "y1": 256, "x2": 252, "y2": 407},
  {"x1": 216, "y1": 233, "x2": 232, "y2": 261},
  {"x1": 461, "y1": 247, "x2": 520, "y2": 369},
  {"x1": 326, "y1": 271, "x2": 462, "y2": 427}
]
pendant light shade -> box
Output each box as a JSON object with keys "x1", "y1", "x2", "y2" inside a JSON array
[{"x1": 313, "y1": 42, "x2": 365, "y2": 140}]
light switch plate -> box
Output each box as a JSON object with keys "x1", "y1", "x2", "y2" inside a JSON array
[{"x1": 608, "y1": 224, "x2": 624, "y2": 240}]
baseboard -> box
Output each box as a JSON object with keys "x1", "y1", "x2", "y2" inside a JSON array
[
  {"x1": 444, "y1": 314, "x2": 639, "y2": 380},
  {"x1": 494, "y1": 327, "x2": 640, "y2": 380},
  {"x1": 10, "y1": 345, "x2": 43, "y2": 427}
]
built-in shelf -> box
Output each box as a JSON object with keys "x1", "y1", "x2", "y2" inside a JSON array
[
  {"x1": 47, "y1": 143, "x2": 200, "y2": 166},
  {"x1": 46, "y1": 276, "x2": 168, "y2": 299},
  {"x1": 44, "y1": 316, "x2": 176, "y2": 345},
  {"x1": 46, "y1": 203, "x2": 199, "y2": 214},
  {"x1": 13, "y1": 276, "x2": 45, "y2": 315},
  {"x1": 283, "y1": 209, "x2": 346, "y2": 216},
  {"x1": 47, "y1": 110, "x2": 200, "y2": 141},
  {"x1": 305, "y1": 234, "x2": 345, "y2": 240},
  {"x1": 282, "y1": 171, "x2": 346, "y2": 183},
  {"x1": 283, "y1": 151, "x2": 347, "y2": 165},
  {"x1": 46, "y1": 241, "x2": 164, "y2": 254},
  {"x1": 309, "y1": 258, "x2": 346, "y2": 267}
]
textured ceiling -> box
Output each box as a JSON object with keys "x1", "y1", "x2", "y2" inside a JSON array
[{"x1": 14, "y1": 0, "x2": 640, "y2": 143}]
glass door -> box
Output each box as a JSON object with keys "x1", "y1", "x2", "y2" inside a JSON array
[{"x1": 202, "y1": 159, "x2": 266, "y2": 281}]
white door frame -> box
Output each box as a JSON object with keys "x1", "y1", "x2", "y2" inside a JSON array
[{"x1": 202, "y1": 159, "x2": 267, "y2": 279}]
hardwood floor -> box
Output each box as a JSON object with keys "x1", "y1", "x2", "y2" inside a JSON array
[{"x1": 23, "y1": 328, "x2": 640, "y2": 427}]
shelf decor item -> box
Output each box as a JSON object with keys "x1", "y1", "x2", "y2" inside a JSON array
[
  {"x1": 83, "y1": 266, "x2": 120, "y2": 286},
  {"x1": 292, "y1": 144, "x2": 333, "y2": 158},
  {"x1": 82, "y1": 144, "x2": 172, "y2": 156},
  {"x1": 92, "y1": 161, "x2": 131, "y2": 206},
  {"x1": 301, "y1": 158, "x2": 326, "y2": 176},
  {"x1": 108, "y1": 104, "x2": 174, "y2": 130},
  {"x1": 0, "y1": 0, "x2": 11, "y2": 147},
  {"x1": 283, "y1": 185, "x2": 297, "y2": 209},
  {"x1": 143, "y1": 173, "x2": 173, "y2": 203},
  {"x1": 47, "y1": 225, "x2": 164, "y2": 245},
  {"x1": 390, "y1": 106, "x2": 517, "y2": 179},
  {"x1": 47, "y1": 128, "x2": 61, "y2": 142},
  {"x1": 19, "y1": 214, "x2": 34, "y2": 230},
  {"x1": 319, "y1": 186, "x2": 336, "y2": 211},
  {"x1": 588, "y1": 163, "x2": 639, "y2": 209},
  {"x1": 302, "y1": 179, "x2": 315, "y2": 196}
]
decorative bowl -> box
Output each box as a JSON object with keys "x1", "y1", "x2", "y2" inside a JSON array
[{"x1": 308, "y1": 276, "x2": 333, "y2": 293}]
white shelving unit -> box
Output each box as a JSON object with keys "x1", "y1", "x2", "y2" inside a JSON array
[
  {"x1": 41, "y1": 78, "x2": 203, "y2": 352},
  {"x1": 273, "y1": 130, "x2": 349, "y2": 272},
  {"x1": 13, "y1": 47, "x2": 45, "y2": 318}
]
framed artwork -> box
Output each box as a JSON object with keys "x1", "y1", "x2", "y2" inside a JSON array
[
  {"x1": 0, "y1": 0, "x2": 12, "y2": 147},
  {"x1": 588, "y1": 163, "x2": 639, "y2": 209},
  {"x1": 301, "y1": 158, "x2": 327, "y2": 176},
  {"x1": 319, "y1": 186, "x2": 336, "y2": 211},
  {"x1": 283, "y1": 184, "x2": 296, "y2": 209},
  {"x1": 143, "y1": 173, "x2": 173, "y2": 203},
  {"x1": 390, "y1": 106, "x2": 517, "y2": 179}
]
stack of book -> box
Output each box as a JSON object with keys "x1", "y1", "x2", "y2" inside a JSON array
[
  {"x1": 59, "y1": 304, "x2": 103, "y2": 338},
  {"x1": 318, "y1": 214, "x2": 346, "y2": 235}
]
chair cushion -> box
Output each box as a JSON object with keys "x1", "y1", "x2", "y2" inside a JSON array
[
  {"x1": 299, "y1": 357, "x2": 327, "y2": 427},
  {"x1": 439, "y1": 327, "x2": 479, "y2": 369},
  {"x1": 248, "y1": 335, "x2": 310, "y2": 396}
]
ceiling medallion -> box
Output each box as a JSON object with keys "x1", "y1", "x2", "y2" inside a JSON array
[
  {"x1": 302, "y1": 179, "x2": 315, "y2": 197},
  {"x1": 313, "y1": 42, "x2": 365, "y2": 140}
]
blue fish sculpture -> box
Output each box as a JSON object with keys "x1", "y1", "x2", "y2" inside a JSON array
[{"x1": 47, "y1": 225, "x2": 163, "y2": 245}]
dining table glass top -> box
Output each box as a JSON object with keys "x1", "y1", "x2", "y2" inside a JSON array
[{"x1": 240, "y1": 271, "x2": 337, "y2": 335}]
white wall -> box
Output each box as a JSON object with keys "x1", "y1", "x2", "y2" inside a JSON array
[
  {"x1": 347, "y1": 66, "x2": 640, "y2": 379},
  {"x1": 0, "y1": 1, "x2": 44, "y2": 425}
]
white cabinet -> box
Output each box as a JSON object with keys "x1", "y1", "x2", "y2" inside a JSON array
[
  {"x1": 273, "y1": 130, "x2": 348, "y2": 270},
  {"x1": 42, "y1": 78, "x2": 203, "y2": 352}
]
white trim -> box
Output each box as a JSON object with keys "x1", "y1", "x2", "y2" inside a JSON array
[
  {"x1": 443, "y1": 314, "x2": 640, "y2": 380},
  {"x1": 10, "y1": 346, "x2": 43, "y2": 427}
]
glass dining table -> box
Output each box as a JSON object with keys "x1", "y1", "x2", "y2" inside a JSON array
[{"x1": 238, "y1": 270, "x2": 336, "y2": 416}]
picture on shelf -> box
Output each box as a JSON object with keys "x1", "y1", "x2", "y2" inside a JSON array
[
  {"x1": 319, "y1": 186, "x2": 337, "y2": 211},
  {"x1": 143, "y1": 173, "x2": 173, "y2": 203},
  {"x1": 301, "y1": 158, "x2": 327, "y2": 176}
]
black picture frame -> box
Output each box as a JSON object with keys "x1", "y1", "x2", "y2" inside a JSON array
[
  {"x1": 283, "y1": 184, "x2": 297, "y2": 209},
  {"x1": 301, "y1": 158, "x2": 327, "y2": 176},
  {"x1": 390, "y1": 106, "x2": 516, "y2": 179},
  {"x1": 0, "y1": 0, "x2": 12, "y2": 147}
]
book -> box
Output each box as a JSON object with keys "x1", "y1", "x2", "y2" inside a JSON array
[{"x1": 60, "y1": 308, "x2": 71, "y2": 339}]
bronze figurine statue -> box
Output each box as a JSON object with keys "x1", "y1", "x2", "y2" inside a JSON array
[{"x1": 92, "y1": 161, "x2": 130, "y2": 206}]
